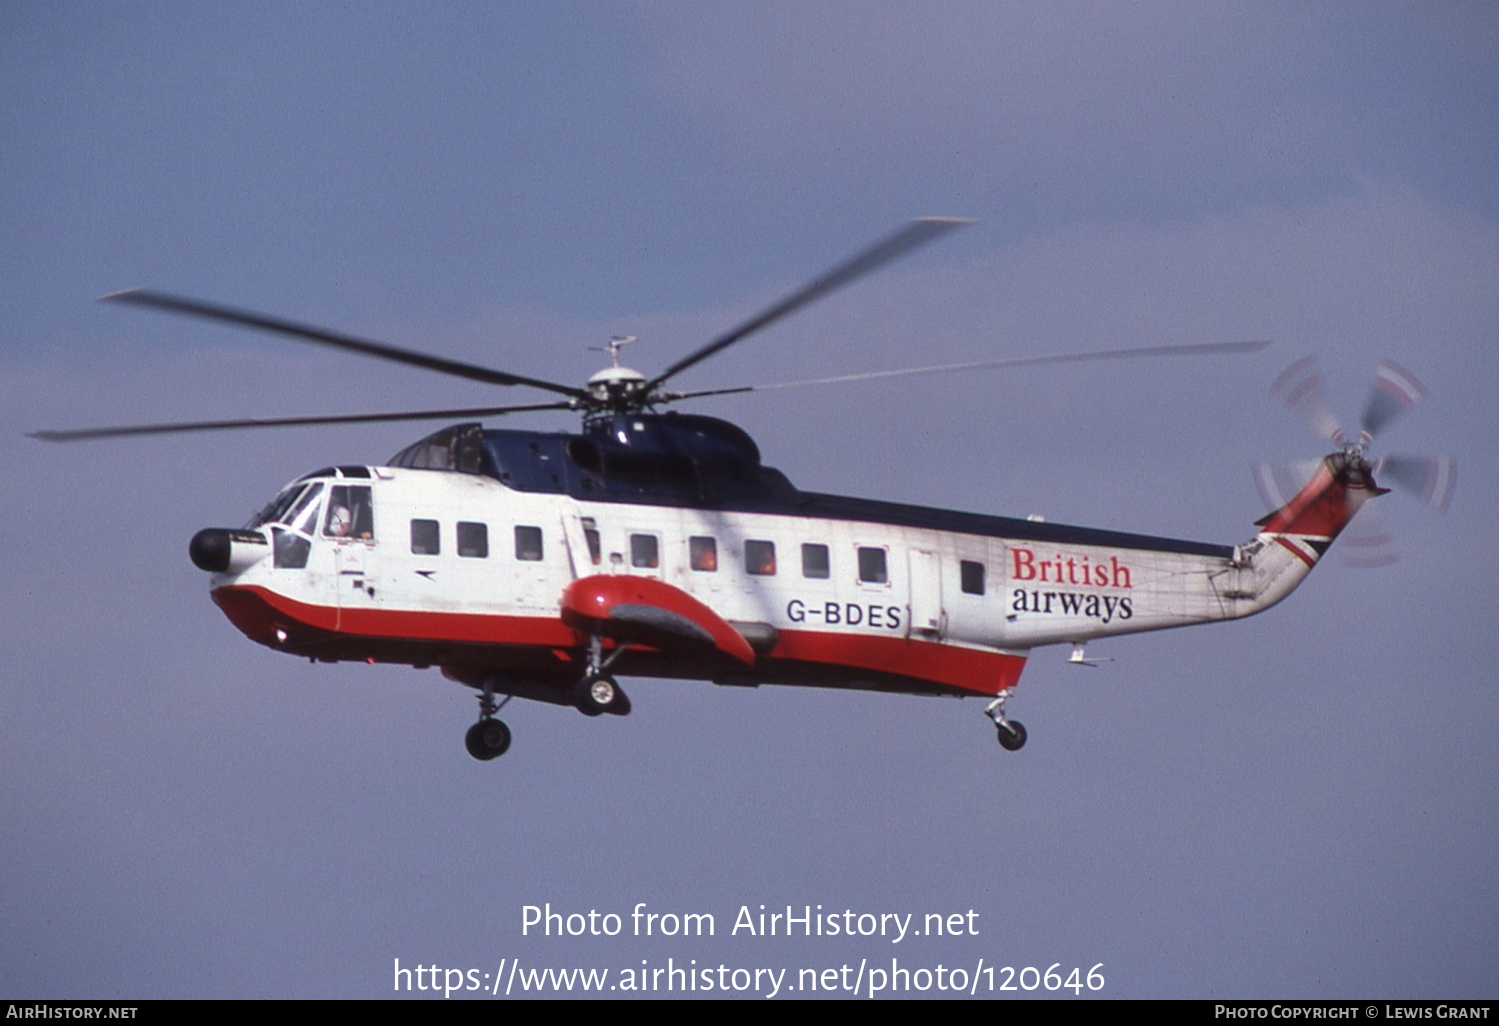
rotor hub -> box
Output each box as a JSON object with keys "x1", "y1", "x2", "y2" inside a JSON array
[{"x1": 585, "y1": 365, "x2": 651, "y2": 411}]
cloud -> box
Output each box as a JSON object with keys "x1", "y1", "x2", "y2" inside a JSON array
[
  {"x1": 641, "y1": 5, "x2": 1338, "y2": 175},
  {"x1": 635, "y1": 2, "x2": 1499, "y2": 228}
]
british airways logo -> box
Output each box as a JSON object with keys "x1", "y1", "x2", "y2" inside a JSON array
[
  {"x1": 1009, "y1": 547, "x2": 1134, "y2": 623},
  {"x1": 1010, "y1": 547, "x2": 1132, "y2": 588}
]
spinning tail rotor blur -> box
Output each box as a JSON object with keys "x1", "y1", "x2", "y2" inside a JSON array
[{"x1": 1257, "y1": 356, "x2": 1455, "y2": 567}]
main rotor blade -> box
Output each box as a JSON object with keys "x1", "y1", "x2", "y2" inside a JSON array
[
  {"x1": 644, "y1": 217, "x2": 971, "y2": 393},
  {"x1": 1359, "y1": 359, "x2": 1424, "y2": 442},
  {"x1": 30, "y1": 401, "x2": 575, "y2": 442},
  {"x1": 1271, "y1": 355, "x2": 1345, "y2": 443},
  {"x1": 102, "y1": 289, "x2": 589, "y2": 401},
  {"x1": 667, "y1": 339, "x2": 1272, "y2": 401}
]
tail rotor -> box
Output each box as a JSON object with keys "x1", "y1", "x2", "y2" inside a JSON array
[
  {"x1": 1375, "y1": 454, "x2": 1456, "y2": 513},
  {"x1": 1271, "y1": 355, "x2": 1345, "y2": 444},
  {"x1": 1259, "y1": 356, "x2": 1454, "y2": 566},
  {"x1": 1360, "y1": 360, "x2": 1425, "y2": 445}
]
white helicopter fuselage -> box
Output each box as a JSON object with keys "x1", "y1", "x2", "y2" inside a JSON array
[{"x1": 204, "y1": 444, "x2": 1368, "y2": 706}]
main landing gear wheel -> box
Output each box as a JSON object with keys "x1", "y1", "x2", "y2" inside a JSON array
[
  {"x1": 984, "y1": 689, "x2": 1027, "y2": 752},
  {"x1": 995, "y1": 720, "x2": 1027, "y2": 751},
  {"x1": 573, "y1": 674, "x2": 628, "y2": 716},
  {"x1": 573, "y1": 635, "x2": 631, "y2": 716},
  {"x1": 465, "y1": 718, "x2": 511, "y2": 761}
]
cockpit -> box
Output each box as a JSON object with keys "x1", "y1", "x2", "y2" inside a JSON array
[{"x1": 249, "y1": 468, "x2": 374, "y2": 569}]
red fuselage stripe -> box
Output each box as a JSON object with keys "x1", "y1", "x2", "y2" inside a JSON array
[{"x1": 212, "y1": 584, "x2": 1024, "y2": 695}]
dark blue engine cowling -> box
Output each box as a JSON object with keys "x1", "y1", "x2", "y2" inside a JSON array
[
  {"x1": 388, "y1": 414, "x2": 795, "y2": 506},
  {"x1": 572, "y1": 413, "x2": 761, "y2": 478}
]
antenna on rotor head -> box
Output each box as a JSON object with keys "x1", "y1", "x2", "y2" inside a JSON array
[{"x1": 590, "y1": 336, "x2": 638, "y2": 368}]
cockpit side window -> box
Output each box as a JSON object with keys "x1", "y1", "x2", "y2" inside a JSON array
[
  {"x1": 323, "y1": 485, "x2": 374, "y2": 540},
  {"x1": 265, "y1": 484, "x2": 324, "y2": 569},
  {"x1": 272, "y1": 529, "x2": 311, "y2": 569}
]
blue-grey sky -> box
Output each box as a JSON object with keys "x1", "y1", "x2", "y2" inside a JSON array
[{"x1": 3, "y1": 2, "x2": 1496, "y2": 999}]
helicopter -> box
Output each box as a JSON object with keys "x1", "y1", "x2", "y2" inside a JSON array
[{"x1": 33, "y1": 218, "x2": 1402, "y2": 760}]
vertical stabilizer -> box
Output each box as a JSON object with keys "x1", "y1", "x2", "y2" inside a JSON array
[
  {"x1": 1232, "y1": 452, "x2": 1387, "y2": 614},
  {"x1": 1255, "y1": 452, "x2": 1384, "y2": 563}
]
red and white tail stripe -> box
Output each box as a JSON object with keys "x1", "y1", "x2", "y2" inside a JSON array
[
  {"x1": 1255, "y1": 455, "x2": 1376, "y2": 567},
  {"x1": 1273, "y1": 533, "x2": 1332, "y2": 568}
]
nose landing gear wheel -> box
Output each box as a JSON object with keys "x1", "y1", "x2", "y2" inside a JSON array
[
  {"x1": 995, "y1": 720, "x2": 1027, "y2": 751},
  {"x1": 465, "y1": 718, "x2": 512, "y2": 760}
]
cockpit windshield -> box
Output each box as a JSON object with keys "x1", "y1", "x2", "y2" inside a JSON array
[
  {"x1": 248, "y1": 482, "x2": 324, "y2": 532},
  {"x1": 284, "y1": 484, "x2": 323, "y2": 535},
  {"x1": 249, "y1": 482, "x2": 325, "y2": 570},
  {"x1": 249, "y1": 484, "x2": 303, "y2": 528}
]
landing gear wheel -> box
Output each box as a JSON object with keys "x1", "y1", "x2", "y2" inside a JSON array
[
  {"x1": 465, "y1": 718, "x2": 511, "y2": 760},
  {"x1": 983, "y1": 688, "x2": 1026, "y2": 752},
  {"x1": 996, "y1": 719, "x2": 1027, "y2": 751},
  {"x1": 573, "y1": 674, "x2": 617, "y2": 716}
]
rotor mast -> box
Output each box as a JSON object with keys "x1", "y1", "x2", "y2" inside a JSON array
[{"x1": 585, "y1": 335, "x2": 650, "y2": 415}]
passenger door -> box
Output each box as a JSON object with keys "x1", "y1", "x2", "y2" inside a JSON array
[{"x1": 907, "y1": 548, "x2": 945, "y2": 639}]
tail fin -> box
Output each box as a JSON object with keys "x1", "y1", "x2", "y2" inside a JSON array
[
  {"x1": 1217, "y1": 452, "x2": 1387, "y2": 619},
  {"x1": 1252, "y1": 452, "x2": 1387, "y2": 567}
]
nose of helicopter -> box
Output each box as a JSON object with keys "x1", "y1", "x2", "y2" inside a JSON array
[
  {"x1": 190, "y1": 528, "x2": 231, "y2": 572},
  {"x1": 190, "y1": 528, "x2": 270, "y2": 573}
]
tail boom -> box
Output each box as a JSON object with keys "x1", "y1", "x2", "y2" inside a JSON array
[{"x1": 995, "y1": 452, "x2": 1383, "y2": 651}]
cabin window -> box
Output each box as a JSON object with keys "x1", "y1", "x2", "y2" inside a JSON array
[
  {"x1": 515, "y1": 526, "x2": 544, "y2": 562},
  {"x1": 690, "y1": 536, "x2": 718, "y2": 572},
  {"x1": 410, "y1": 519, "x2": 440, "y2": 555},
  {"x1": 801, "y1": 543, "x2": 830, "y2": 579},
  {"x1": 323, "y1": 485, "x2": 372, "y2": 540},
  {"x1": 857, "y1": 546, "x2": 888, "y2": 584},
  {"x1": 960, "y1": 560, "x2": 985, "y2": 595},
  {"x1": 745, "y1": 540, "x2": 777, "y2": 576},
  {"x1": 630, "y1": 534, "x2": 659, "y2": 569},
  {"x1": 458, "y1": 522, "x2": 489, "y2": 558}
]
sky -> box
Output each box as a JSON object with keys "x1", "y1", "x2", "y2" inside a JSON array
[{"x1": 2, "y1": 1, "x2": 1497, "y2": 1000}]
